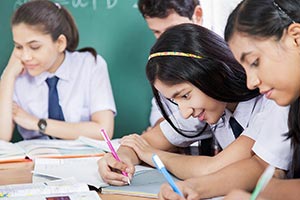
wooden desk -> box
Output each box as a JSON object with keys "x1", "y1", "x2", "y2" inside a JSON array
[{"x1": 0, "y1": 161, "x2": 151, "y2": 200}]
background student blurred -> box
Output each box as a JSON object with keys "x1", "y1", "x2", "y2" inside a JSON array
[{"x1": 0, "y1": 0, "x2": 116, "y2": 141}]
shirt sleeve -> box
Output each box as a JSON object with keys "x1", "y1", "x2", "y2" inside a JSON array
[
  {"x1": 243, "y1": 99, "x2": 292, "y2": 170},
  {"x1": 89, "y1": 55, "x2": 116, "y2": 115}
]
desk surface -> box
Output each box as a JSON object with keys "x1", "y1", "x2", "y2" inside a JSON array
[{"x1": 0, "y1": 161, "x2": 151, "y2": 200}]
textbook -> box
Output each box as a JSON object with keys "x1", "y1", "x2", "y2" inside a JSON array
[
  {"x1": 0, "y1": 178, "x2": 102, "y2": 200},
  {"x1": 0, "y1": 137, "x2": 110, "y2": 163}
]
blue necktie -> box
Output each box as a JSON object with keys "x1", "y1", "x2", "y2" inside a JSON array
[
  {"x1": 46, "y1": 76, "x2": 65, "y2": 121},
  {"x1": 229, "y1": 117, "x2": 244, "y2": 138}
]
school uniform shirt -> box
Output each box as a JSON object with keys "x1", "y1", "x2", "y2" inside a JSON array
[
  {"x1": 13, "y1": 51, "x2": 116, "y2": 140},
  {"x1": 160, "y1": 95, "x2": 292, "y2": 170}
]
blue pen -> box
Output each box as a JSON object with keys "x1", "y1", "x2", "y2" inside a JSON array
[{"x1": 152, "y1": 154, "x2": 184, "y2": 197}]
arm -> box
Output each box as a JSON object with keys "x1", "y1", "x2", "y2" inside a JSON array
[
  {"x1": 158, "y1": 154, "x2": 269, "y2": 199},
  {"x1": 13, "y1": 108, "x2": 115, "y2": 140},
  {"x1": 98, "y1": 122, "x2": 178, "y2": 185},
  {"x1": 122, "y1": 135, "x2": 254, "y2": 180},
  {"x1": 0, "y1": 51, "x2": 24, "y2": 141},
  {"x1": 260, "y1": 178, "x2": 300, "y2": 200}
]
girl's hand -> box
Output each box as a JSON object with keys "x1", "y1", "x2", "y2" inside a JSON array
[
  {"x1": 121, "y1": 134, "x2": 157, "y2": 165},
  {"x1": 2, "y1": 50, "x2": 26, "y2": 80},
  {"x1": 12, "y1": 103, "x2": 38, "y2": 131},
  {"x1": 224, "y1": 189, "x2": 253, "y2": 200},
  {"x1": 98, "y1": 152, "x2": 134, "y2": 186},
  {"x1": 158, "y1": 180, "x2": 200, "y2": 200}
]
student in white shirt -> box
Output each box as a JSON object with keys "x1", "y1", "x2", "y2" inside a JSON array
[
  {"x1": 0, "y1": 0, "x2": 116, "y2": 141},
  {"x1": 98, "y1": 24, "x2": 292, "y2": 199},
  {"x1": 224, "y1": 0, "x2": 300, "y2": 199},
  {"x1": 134, "y1": 0, "x2": 243, "y2": 158}
]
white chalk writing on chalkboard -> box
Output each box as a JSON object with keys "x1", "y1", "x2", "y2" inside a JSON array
[{"x1": 13, "y1": 0, "x2": 135, "y2": 11}]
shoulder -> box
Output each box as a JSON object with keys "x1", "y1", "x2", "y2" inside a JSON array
[
  {"x1": 67, "y1": 51, "x2": 107, "y2": 66},
  {"x1": 65, "y1": 51, "x2": 108, "y2": 73}
]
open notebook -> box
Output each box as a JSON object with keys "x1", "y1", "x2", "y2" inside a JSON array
[
  {"x1": 0, "y1": 136, "x2": 120, "y2": 163},
  {"x1": 100, "y1": 169, "x2": 180, "y2": 198}
]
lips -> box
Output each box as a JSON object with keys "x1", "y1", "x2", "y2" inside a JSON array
[
  {"x1": 197, "y1": 110, "x2": 205, "y2": 121},
  {"x1": 261, "y1": 89, "x2": 273, "y2": 99}
]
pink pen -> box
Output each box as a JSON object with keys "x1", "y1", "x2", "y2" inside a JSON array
[{"x1": 100, "y1": 128, "x2": 130, "y2": 184}]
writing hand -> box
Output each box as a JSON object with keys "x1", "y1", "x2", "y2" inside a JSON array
[
  {"x1": 158, "y1": 180, "x2": 199, "y2": 200},
  {"x1": 98, "y1": 152, "x2": 134, "y2": 186}
]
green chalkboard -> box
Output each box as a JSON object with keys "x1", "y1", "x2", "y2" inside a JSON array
[{"x1": 0, "y1": 0, "x2": 155, "y2": 140}]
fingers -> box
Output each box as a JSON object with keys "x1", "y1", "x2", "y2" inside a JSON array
[
  {"x1": 98, "y1": 153, "x2": 133, "y2": 186},
  {"x1": 159, "y1": 183, "x2": 185, "y2": 200}
]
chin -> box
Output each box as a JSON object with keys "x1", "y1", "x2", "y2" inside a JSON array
[
  {"x1": 27, "y1": 70, "x2": 42, "y2": 77},
  {"x1": 274, "y1": 97, "x2": 294, "y2": 107}
]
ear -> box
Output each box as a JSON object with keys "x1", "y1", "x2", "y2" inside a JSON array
[
  {"x1": 192, "y1": 5, "x2": 203, "y2": 25},
  {"x1": 287, "y1": 23, "x2": 300, "y2": 47},
  {"x1": 56, "y1": 34, "x2": 67, "y2": 52}
]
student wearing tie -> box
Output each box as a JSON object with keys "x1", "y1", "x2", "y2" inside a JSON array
[
  {"x1": 223, "y1": 0, "x2": 300, "y2": 199},
  {"x1": 99, "y1": 24, "x2": 292, "y2": 198},
  {"x1": 137, "y1": 0, "x2": 243, "y2": 157},
  {"x1": 0, "y1": 0, "x2": 116, "y2": 141}
]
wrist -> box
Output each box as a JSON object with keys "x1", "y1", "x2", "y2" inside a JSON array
[{"x1": 37, "y1": 119, "x2": 47, "y2": 133}]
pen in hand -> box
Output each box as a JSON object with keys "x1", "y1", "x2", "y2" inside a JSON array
[
  {"x1": 100, "y1": 128, "x2": 130, "y2": 185},
  {"x1": 250, "y1": 165, "x2": 275, "y2": 200},
  {"x1": 152, "y1": 154, "x2": 183, "y2": 197}
]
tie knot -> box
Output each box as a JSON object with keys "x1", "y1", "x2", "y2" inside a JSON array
[{"x1": 46, "y1": 76, "x2": 59, "y2": 88}]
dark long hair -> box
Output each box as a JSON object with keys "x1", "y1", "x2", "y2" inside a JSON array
[
  {"x1": 146, "y1": 23, "x2": 259, "y2": 137},
  {"x1": 12, "y1": 0, "x2": 97, "y2": 58},
  {"x1": 138, "y1": 0, "x2": 199, "y2": 19},
  {"x1": 225, "y1": 0, "x2": 300, "y2": 177}
]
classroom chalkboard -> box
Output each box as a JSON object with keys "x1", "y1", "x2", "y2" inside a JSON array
[{"x1": 0, "y1": 0, "x2": 155, "y2": 140}]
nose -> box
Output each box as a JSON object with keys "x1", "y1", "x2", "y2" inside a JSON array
[
  {"x1": 20, "y1": 49, "x2": 32, "y2": 62},
  {"x1": 246, "y1": 70, "x2": 261, "y2": 90},
  {"x1": 177, "y1": 102, "x2": 193, "y2": 119}
]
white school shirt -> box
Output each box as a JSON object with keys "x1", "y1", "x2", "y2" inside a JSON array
[
  {"x1": 13, "y1": 51, "x2": 116, "y2": 140},
  {"x1": 160, "y1": 95, "x2": 292, "y2": 170}
]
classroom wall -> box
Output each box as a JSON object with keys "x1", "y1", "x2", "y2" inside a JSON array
[{"x1": 0, "y1": 0, "x2": 155, "y2": 140}]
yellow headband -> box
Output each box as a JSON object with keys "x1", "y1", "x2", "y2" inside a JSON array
[{"x1": 148, "y1": 52, "x2": 202, "y2": 60}]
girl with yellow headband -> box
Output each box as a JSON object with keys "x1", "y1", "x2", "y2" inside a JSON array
[{"x1": 98, "y1": 23, "x2": 292, "y2": 199}]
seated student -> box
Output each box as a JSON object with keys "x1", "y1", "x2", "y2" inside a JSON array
[
  {"x1": 98, "y1": 24, "x2": 292, "y2": 197},
  {"x1": 0, "y1": 0, "x2": 116, "y2": 141},
  {"x1": 142, "y1": 24, "x2": 290, "y2": 199},
  {"x1": 129, "y1": 0, "x2": 243, "y2": 158},
  {"x1": 223, "y1": 0, "x2": 300, "y2": 199}
]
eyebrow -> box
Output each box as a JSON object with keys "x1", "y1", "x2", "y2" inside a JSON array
[
  {"x1": 13, "y1": 40, "x2": 40, "y2": 45},
  {"x1": 240, "y1": 52, "x2": 252, "y2": 63},
  {"x1": 170, "y1": 89, "x2": 184, "y2": 99}
]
